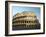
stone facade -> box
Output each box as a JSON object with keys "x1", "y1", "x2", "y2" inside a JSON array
[{"x1": 12, "y1": 11, "x2": 40, "y2": 30}]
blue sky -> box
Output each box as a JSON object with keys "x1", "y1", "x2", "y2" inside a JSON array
[
  {"x1": 12, "y1": 6, "x2": 41, "y2": 23},
  {"x1": 12, "y1": 6, "x2": 40, "y2": 18}
]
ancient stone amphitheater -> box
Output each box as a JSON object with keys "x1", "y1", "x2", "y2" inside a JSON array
[{"x1": 12, "y1": 11, "x2": 40, "y2": 30}]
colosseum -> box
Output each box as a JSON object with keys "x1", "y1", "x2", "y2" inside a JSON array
[{"x1": 12, "y1": 11, "x2": 40, "y2": 30}]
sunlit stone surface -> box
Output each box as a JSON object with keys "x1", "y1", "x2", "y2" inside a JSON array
[{"x1": 12, "y1": 11, "x2": 40, "y2": 30}]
